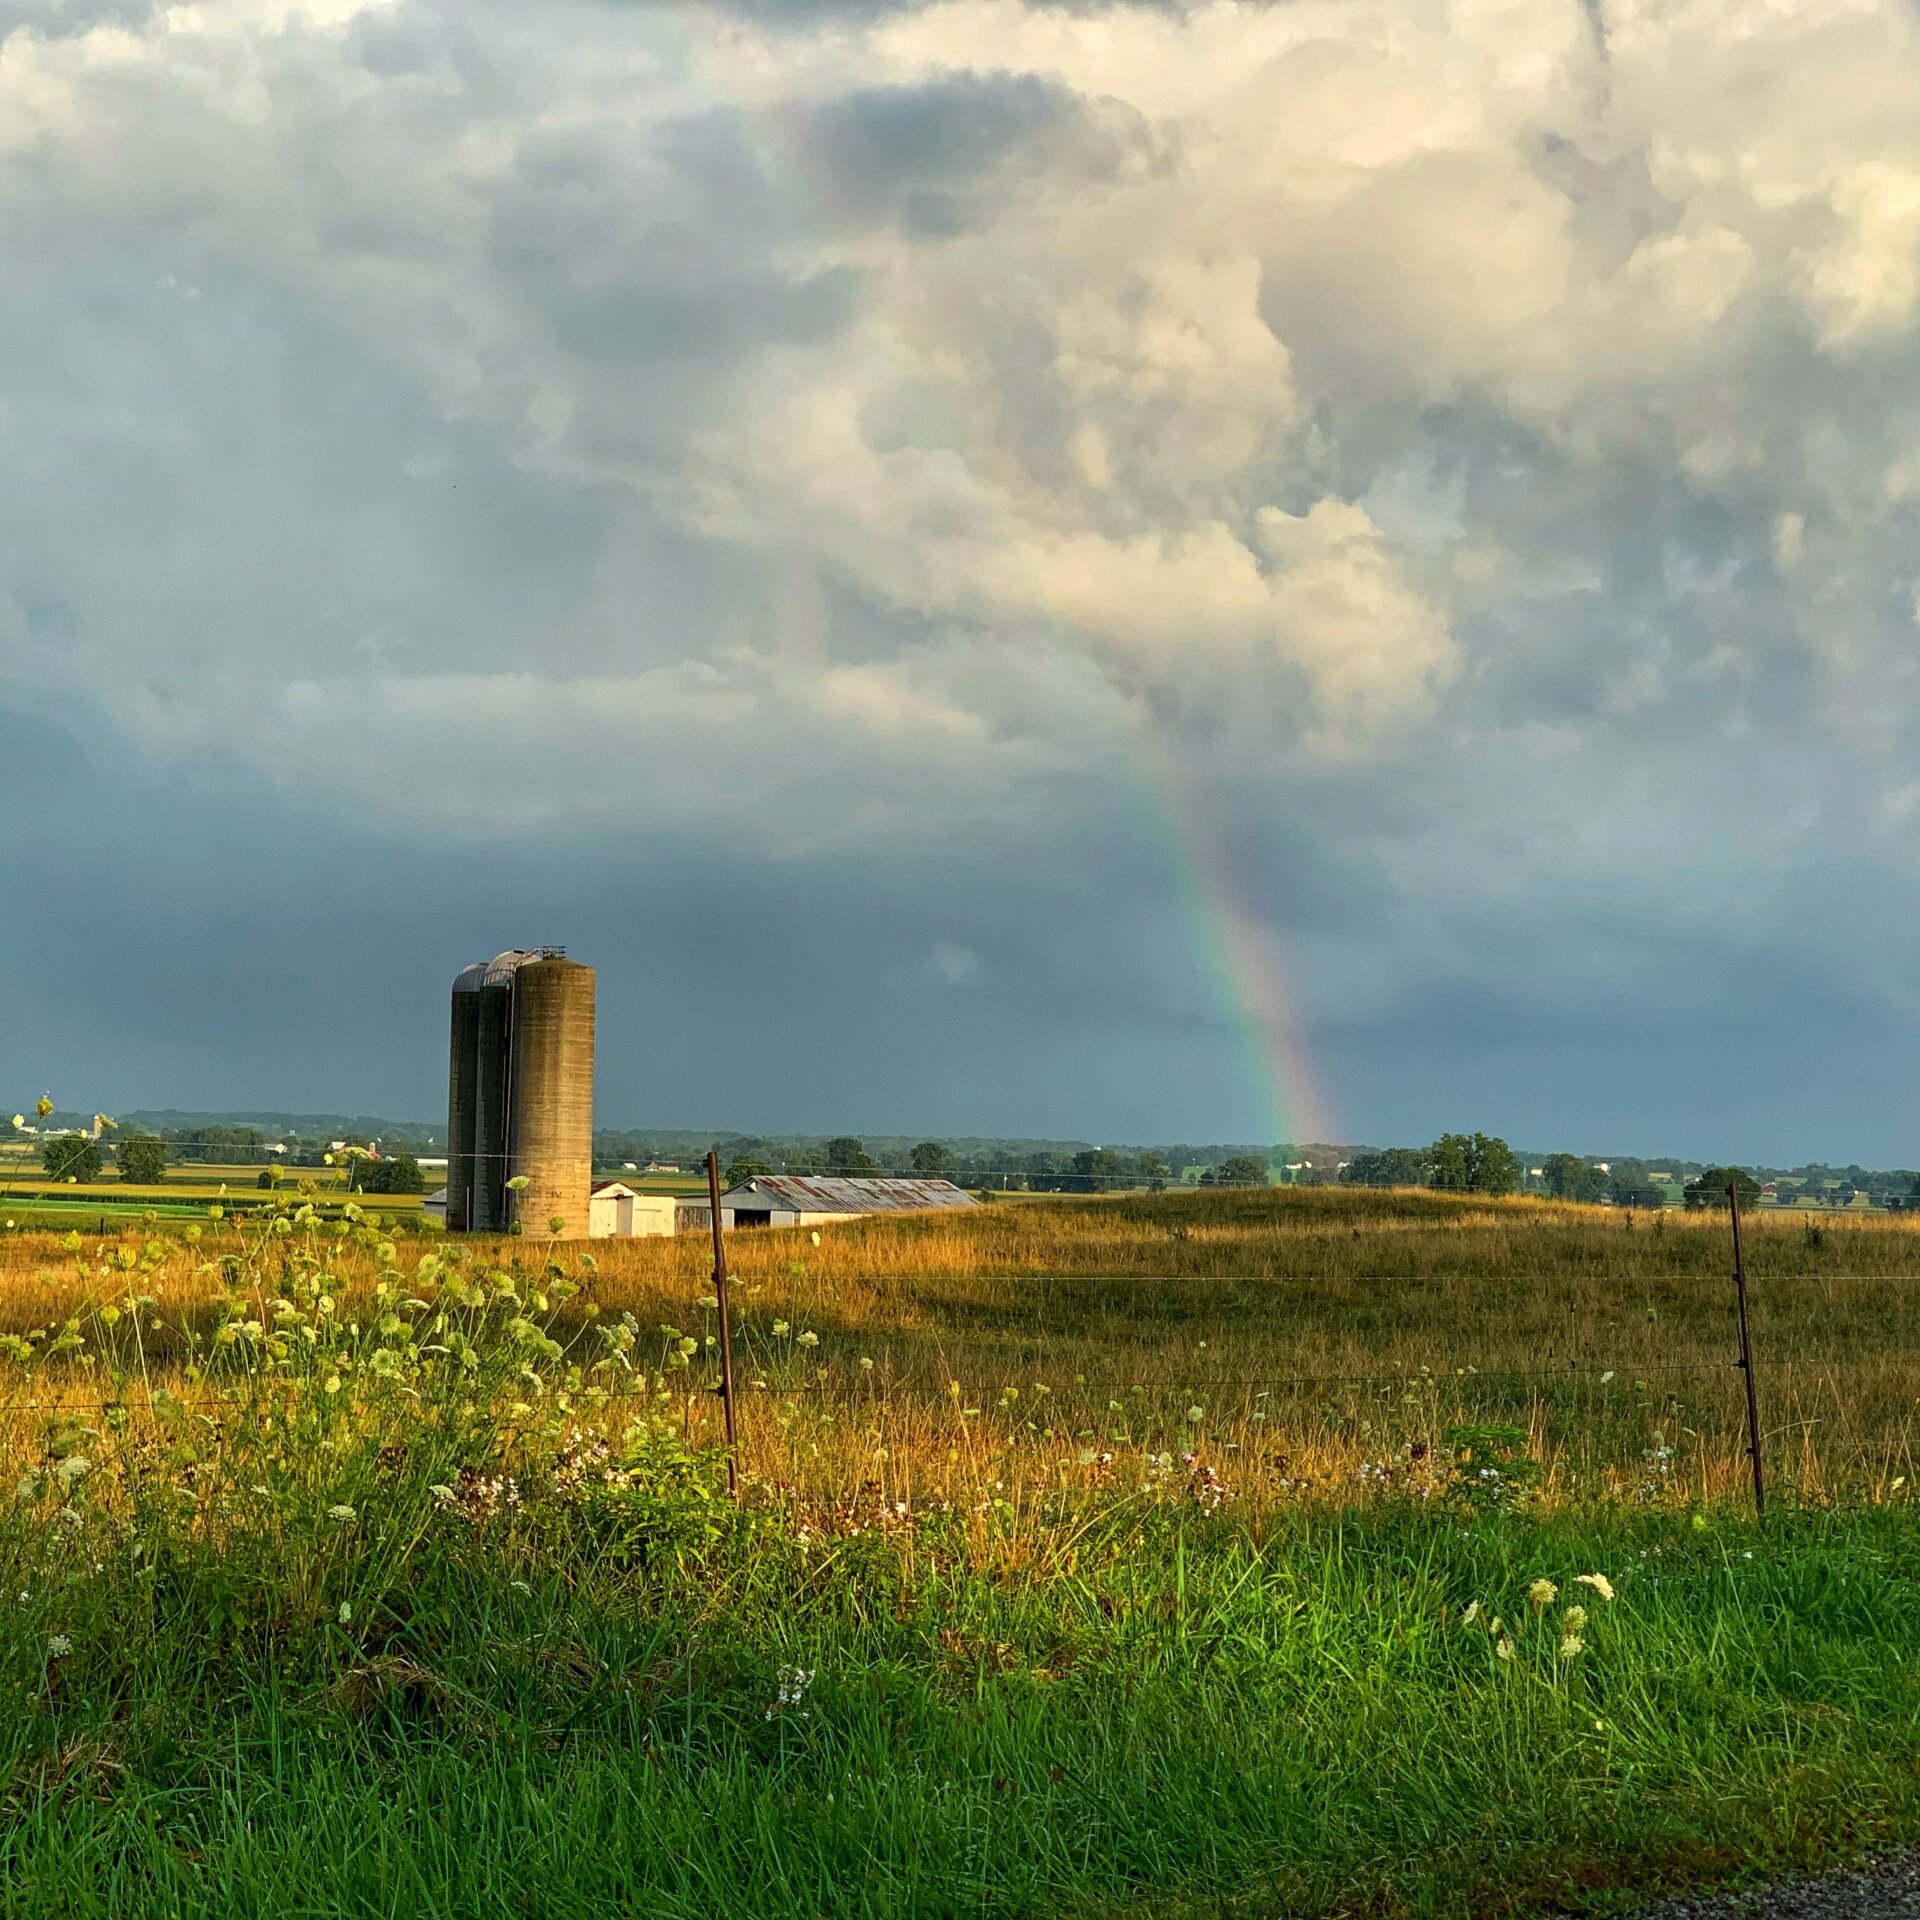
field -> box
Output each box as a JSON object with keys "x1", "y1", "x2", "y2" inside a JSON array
[{"x1": 3, "y1": 1187, "x2": 1920, "y2": 1916}]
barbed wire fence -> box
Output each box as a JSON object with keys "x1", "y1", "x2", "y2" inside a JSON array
[{"x1": 2, "y1": 1170, "x2": 1913, "y2": 1512}]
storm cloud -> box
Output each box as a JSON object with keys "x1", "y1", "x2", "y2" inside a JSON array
[{"x1": 6, "y1": 0, "x2": 1920, "y2": 1159}]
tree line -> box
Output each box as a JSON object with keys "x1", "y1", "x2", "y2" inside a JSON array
[{"x1": 704, "y1": 1138, "x2": 1275, "y2": 1193}]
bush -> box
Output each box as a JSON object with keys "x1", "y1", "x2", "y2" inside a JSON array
[{"x1": 1444, "y1": 1424, "x2": 1542, "y2": 1513}]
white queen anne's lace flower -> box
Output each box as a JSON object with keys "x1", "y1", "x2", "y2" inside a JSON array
[{"x1": 767, "y1": 1667, "x2": 814, "y2": 1717}]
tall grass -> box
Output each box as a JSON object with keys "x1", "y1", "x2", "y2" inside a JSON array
[
  {"x1": 3, "y1": 1188, "x2": 1919, "y2": 1915},
  {"x1": 6, "y1": 1186, "x2": 1914, "y2": 1510}
]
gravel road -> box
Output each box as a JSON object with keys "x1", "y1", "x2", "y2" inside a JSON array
[{"x1": 1635, "y1": 1854, "x2": 1920, "y2": 1919}]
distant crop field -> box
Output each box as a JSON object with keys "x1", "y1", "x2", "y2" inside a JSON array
[
  {"x1": 2, "y1": 1186, "x2": 1918, "y2": 1916},
  {"x1": 591, "y1": 1168, "x2": 710, "y2": 1195}
]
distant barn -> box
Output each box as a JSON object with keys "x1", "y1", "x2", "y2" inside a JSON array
[{"x1": 716, "y1": 1175, "x2": 979, "y2": 1230}]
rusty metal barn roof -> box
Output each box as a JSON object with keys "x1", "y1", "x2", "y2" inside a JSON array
[{"x1": 721, "y1": 1176, "x2": 979, "y2": 1214}]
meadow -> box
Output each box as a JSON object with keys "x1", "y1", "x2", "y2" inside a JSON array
[{"x1": 2, "y1": 1186, "x2": 1919, "y2": 1917}]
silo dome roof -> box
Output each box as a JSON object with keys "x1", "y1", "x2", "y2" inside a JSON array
[{"x1": 453, "y1": 949, "x2": 570, "y2": 991}]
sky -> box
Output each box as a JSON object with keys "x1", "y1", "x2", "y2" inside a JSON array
[{"x1": 6, "y1": 0, "x2": 1920, "y2": 1162}]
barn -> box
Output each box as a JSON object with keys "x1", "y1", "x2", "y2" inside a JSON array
[{"x1": 716, "y1": 1175, "x2": 978, "y2": 1229}]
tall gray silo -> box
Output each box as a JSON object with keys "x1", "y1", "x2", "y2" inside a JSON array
[
  {"x1": 446, "y1": 949, "x2": 595, "y2": 1236},
  {"x1": 446, "y1": 964, "x2": 485, "y2": 1233}
]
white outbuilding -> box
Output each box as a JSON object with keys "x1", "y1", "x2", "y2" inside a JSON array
[{"x1": 589, "y1": 1181, "x2": 679, "y2": 1238}]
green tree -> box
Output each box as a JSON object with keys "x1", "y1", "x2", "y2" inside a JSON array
[
  {"x1": 115, "y1": 1135, "x2": 168, "y2": 1184},
  {"x1": 1682, "y1": 1167, "x2": 1762, "y2": 1210},
  {"x1": 1341, "y1": 1147, "x2": 1430, "y2": 1188},
  {"x1": 1070, "y1": 1147, "x2": 1125, "y2": 1191},
  {"x1": 1541, "y1": 1153, "x2": 1607, "y2": 1203},
  {"x1": 909, "y1": 1141, "x2": 953, "y2": 1176},
  {"x1": 724, "y1": 1156, "x2": 770, "y2": 1188},
  {"x1": 364, "y1": 1154, "x2": 426, "y2": 1195},
  {"x1": 1217, "y1": 1154, "x2": 1271, "y2": 1188},
  {"x1": 1429, "y1": 1133, "x2": 1519, "y2": 1196},
  {"x1": 1609, "y1": 1172, "x2": 1666, "y2": 1209},
  {"x1": 164, "y1": 1124, "x2": 266, "y2": 1165},
  {"x1": 1428, "y1": 1134, "x2": 1472, "y2": 1191},
  {"x1": 42, "y1": 1135, "x2": 101, "y2": 1182},
  {"x1": 824, "y1": 1137, "x2": 875, "y2": 1175},
  {"x1": 1472, "y1": 1136, "x2": 1521, "y2": 1197}
]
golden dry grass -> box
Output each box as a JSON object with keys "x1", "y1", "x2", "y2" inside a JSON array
[{"x1": 4, "y1": 1184, "x2": 1916, "y2": 1518}]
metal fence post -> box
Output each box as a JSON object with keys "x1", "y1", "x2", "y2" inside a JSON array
[
  {"x1": 706, "y1": 1151, "x2": 740, "y2": 1500},
  {"x1": 1727, "y1": 1180, "x2": 1766, "y2": 1521}
]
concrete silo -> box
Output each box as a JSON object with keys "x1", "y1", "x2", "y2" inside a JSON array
[{"x1": 445, "y1": 950, "x2": 595, "y2": 1236}]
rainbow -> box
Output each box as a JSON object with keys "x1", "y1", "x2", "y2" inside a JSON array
[
  {"x1": 633, "y1": 7, "x2": 1338, "y2": 1154},
  {"x1": 1127, "y1": 718, "x2": 1337, "y2": 1155}
]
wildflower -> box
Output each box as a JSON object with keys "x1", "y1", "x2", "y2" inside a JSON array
[
  {"x1": 1559, "y1": 1633, "x2": 1585, "y2": 1657},
  {"x1": 1563, "y1": 1605, "x2": 1588, "y2": 1633},
  {"x1": 1459, "y1": 1600, "x2": 1481, "y2": 1627},
  {"x1": 767, "y1": 1666, "x2": 814, "y2": 1717},
  {"x1": 327, "y1": 1504, "x2": 357, "y2": 1524},
  {"x1": 809, "y1": 1232, "x2": 821, "y2": 1246},
  {"x1": 1495, "y1": 1635, "x2": 1514, "y2": 1661},
  {"x1": 337, "y1": 1603, "x2": 353, "y2": 1626},
  {"x1": 797, "y1": 1331, "x2": 819, "y2": 1348},
  {"x1": 46, "y1": 1635, "x2": 71, "y2": 1659},
  {"x1": 860, "y1": 1357, "x2": 874, "y2": 1371},
  {"x1": 1528, "y1": 1579, "x2": 1558, "y2": 1610},
  {"x1": 772, "y1": 1320, "x2": 791, "y2": 1337},
  {"x1": 1574, "y1": 1574, "x2": 1616, "y2": 1602},
  {"x1": 1186, "y1": 1406, "x2": 1204, "y2": 1424}
]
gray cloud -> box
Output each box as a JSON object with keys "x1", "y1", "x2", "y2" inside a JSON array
[
  {"x1": 0, "y1": 0, "x2": 154, "y2": 41},
  {"x1": 7, "y1": 0, "x2": 1920, "y2": 1155},
  {"x1": 794, "y1": 71, "x2": 1159, "y2": 234}
]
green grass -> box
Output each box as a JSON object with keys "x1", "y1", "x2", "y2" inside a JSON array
[
  {"x1": 4, "y1": 1505, "x2": 1918, "y2": 1917},
  {"x1": 6, "y1": 1189, "x2": 1920, "y2": 1916}
]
